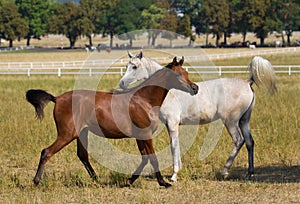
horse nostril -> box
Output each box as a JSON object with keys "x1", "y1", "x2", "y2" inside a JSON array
[
  {"x1": 191, "y1": 84, "x2": 199, "y2": 94},
  {"x1": 119, "y1": 81, "x2": 126, "y2": 89}
]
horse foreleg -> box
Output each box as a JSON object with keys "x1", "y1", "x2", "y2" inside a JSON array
[
  {"x1": 130, "y1": 139, "x2": 171, "y2": 188},
  {"x1": 222, "y1": 122, "x2": 245, "y2": 179},
  {"x1": 77, "y1": 128, "x2": 97, "y2": 181},
  {"x1": 127, "y1": 154, "x2": 148, "y2": 185},
  {"x1": 33, "y1": 135, "x2": 74, "y2": 185},
  {"x1": 127, "y1": 139, "x2": 149, "y2": 185},
  {"x1": 166, "y1": 121, "x2": 181, "y2": 182},
  {"x1": 149, "y1": 153, "x2": 171, "y2": 188}
]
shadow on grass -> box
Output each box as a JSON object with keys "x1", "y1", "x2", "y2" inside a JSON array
[{"x1": 225, "y1": 165, "x2": 300, "y2": 183}]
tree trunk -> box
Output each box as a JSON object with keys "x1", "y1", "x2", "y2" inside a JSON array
[
  {"x1": 216, "y1": 33, "x2": 220, "y2": 47},
  {"x1": 281, "y1": 32, "x2": 286, "y2": 46},
  {"x1": 88, "y1": 35, "x2": 93, "y2": 46},
  {"x1": 129, "y1": 38, "x2": 133, "y2": 48},
  {"x1": 69, "y1": 38, "x2": 76, "y2": 48},
  {"x1": 151, "y1": 33, "x2": 157, "y2": 47},
  {"x1": 260, "y1": 37, "x2": 265, "y2": 46},
  {"x1": 242, "y1": 32, "x2": 247, "y2": 43},
  {"x1": 287, "y1": 33, "x2": 291, "y2": 46},
  {"x1": 26, "y1": 37, "x2": 31, "y2": 46},
  {"x1": 110, "y1": 32, "x2": 113, "y2": 48},
  {"x1": 223, "y1": 32, "x2": 227, "y2": 45},
  {"x1": 9, "y1": 39, "x2": 13, "y2": 47},
  {"x1": 147, "y1": 33, "x2": 151, "y2": 47}
]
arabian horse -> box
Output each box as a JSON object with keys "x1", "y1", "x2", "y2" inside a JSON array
[
  {"x1": 119, "y1": 51, "x2": 277, "y2": 181},
  {"x1": 26, "y1": 57, "x2": 198, "y2": 188}
]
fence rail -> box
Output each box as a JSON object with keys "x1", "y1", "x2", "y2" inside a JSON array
[
  {"x1": 0, "y1": 47, "x2": 299, "y2": 76},
  {"x1": 0, "y1": 65, "x2": 299, "y2": 77}
]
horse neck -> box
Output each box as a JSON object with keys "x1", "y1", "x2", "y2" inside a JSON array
[
  {"x1": 134, "y1": 69, "x2": 169, "y2": 107},
  {"x1": 142, "y1": 57, "x2": 163, "y2": 76}
]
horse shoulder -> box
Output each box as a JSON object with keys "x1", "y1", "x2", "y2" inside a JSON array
[{"x1": 159, "y1": 91, "x2": 182, "y2": 125}]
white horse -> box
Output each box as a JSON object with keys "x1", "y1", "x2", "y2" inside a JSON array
[{"x1": 119, "y1": 51, "x2": 277, "y2": 181}]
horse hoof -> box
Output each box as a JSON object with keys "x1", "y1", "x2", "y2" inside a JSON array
[
  {"x1": 126, "y1": 178, "x2": 134, "y2": 185},
  {"x1": 221, "y1": 172, "x2": 229, "y2": 180},
  {"x1": 169, "y1": 176, "x2": 177, "y2": 182},
  {"x1": 164, "y1": 182, "x2": 172, "y2": 188},
  {"x1": 33, "y1": 179, "x2": 40, "y2": 186},
  {"x1": 245, "y1": 172, "x2": 254, "y2": 180}
]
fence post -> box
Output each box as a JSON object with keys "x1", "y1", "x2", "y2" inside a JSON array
[
  {"x1": 58, "y1": 68, "x2": 61, "y2": 77},
  {"x1": 120, "y1": 67, "x2": 123, "y2": 76},
  {"x1": 27, "y1": 68, "x2": 30, "y2": 77},
  {"x1": 288, "y1": 66, "x2": 291, "y2": 76},
  {"x1": 89, "y1": 68, "x2": 92, "y2": 77},
  {"x1": 219, "y1": 66, "x2": 222, "y2": 76}
]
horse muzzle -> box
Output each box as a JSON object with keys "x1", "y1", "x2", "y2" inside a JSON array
[{"x1": 190, "y1": 83, "x2": 199, "y2": 95}]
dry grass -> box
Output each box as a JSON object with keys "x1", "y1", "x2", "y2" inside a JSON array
[{"x1": 0, "y1": 51, "x2": 299, "y2": 203}]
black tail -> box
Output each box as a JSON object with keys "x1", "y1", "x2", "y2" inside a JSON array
[{"x1": 26, "y1": 89, "x2": 56, "y2": 120}]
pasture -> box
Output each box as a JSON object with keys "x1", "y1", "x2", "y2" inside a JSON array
[{"x1": 0, "y1": 50, "x2": 299, "y2": 203}]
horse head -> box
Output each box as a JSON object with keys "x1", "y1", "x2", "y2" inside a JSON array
[
  {"x1": 165, "y1": 57, "x2": 198, "y2": 96},
  {"x1": 119, "y1": 50, "x2": 153, "y2": 89}
]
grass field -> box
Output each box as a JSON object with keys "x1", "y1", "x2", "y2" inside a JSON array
[{"x1": 0, "y1": 50, "x2": 299, "y2": 203}]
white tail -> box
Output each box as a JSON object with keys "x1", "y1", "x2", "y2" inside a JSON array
[{"x1": 248, "y1": 56, "x2": 277, "y2": 95}]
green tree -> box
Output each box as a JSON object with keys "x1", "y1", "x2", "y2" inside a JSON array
[
  {"x1": 232, "y1": 0, "x2": 253, "y2": 43},
  {"x1": 48, "y1": 2, "x2": 81, "y2": 48},
  {"x1": 276, "y1": 0, "x2": 300, "y2": 46},
  {"x1": 177, "y1": 14, "x2": 193, "y2": 45},
  {"x1": 246, "y1": 0, "x2": 273, "y2": 46},
  {"x1": 0, "y1": 2, "x2": 28, "y2": 47},
  {"x1": 156, "y1": 1, "x2": 178, "y2": 47},
  {"x1": 79, "y1": 0, "x2": 113, "y2": 46},
  {"x1": 98, "y1": 0, "x2": 149, "y2": 48},
  {"x1": 173, "y1": 0, "x2": 199, "y2": 45},
  {"x1": 201, "y1": 0, "x2": 230, "y2": 46},
  {"x1": 141, "y1": 4, "x2": 166, "y2": 47},
  {"x1": 15, "y1": 0, "x2": 51, "y2": 46},
  {"x1": 161, "y1": 11, "x2": 178, "y2": 47}
]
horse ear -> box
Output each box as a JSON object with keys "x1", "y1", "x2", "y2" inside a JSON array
[
  {"x1": 179, "y1": 56, "x2": 184, "y2": 65},
  {"x1": 172, "y1": 57, "x2": 177, "y2": 64},
  {"x1": 127, "y1": 50, "x2": 133, "y2": 58},
  {"x1": 137, "y1": 50, "x2": 143, "y2": 59}
]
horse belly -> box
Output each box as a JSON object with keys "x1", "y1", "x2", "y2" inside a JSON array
[
  {"x1": 179, "y1": 95, "x2": 217, "y2": 125},
  {"x1": 180, "y1": 106, "x2": 217, "y2": 125},
  {"x1": 87, "y1": 122, "x2": 130, "y2": 139}
]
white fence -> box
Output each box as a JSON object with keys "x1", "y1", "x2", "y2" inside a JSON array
[
  {"x1": 0, "y1": 47, "x2": 299, "y2": 76},
  {"x1": 0, "y1": 63, "x2": 299, "y2": 77}
]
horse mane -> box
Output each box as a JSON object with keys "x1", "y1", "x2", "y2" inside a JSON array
[
  {"x1": 114, "y1": 68, "x2": 169, "y2": 94},
  {"x1": 140, "y1": 56, "x2": 163, "y2": 74}
]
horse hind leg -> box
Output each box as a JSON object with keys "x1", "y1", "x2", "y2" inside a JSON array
[
  {"x1": 77, "y1": 128, "x2": 97, "y2": 181},
  {"x1": 239, "y1": 106, "x2": 255, "y2": 180},
  {"x1": 222, "y1": 121, "x2": 245, "y2": 179},
  {"x1": 33, "y1": 134, "x2": 75, "y2": 185}
]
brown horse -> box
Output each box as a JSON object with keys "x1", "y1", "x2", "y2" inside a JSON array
[{"x1": 26, "y1": 57, "x2": 198, "y2": 188}]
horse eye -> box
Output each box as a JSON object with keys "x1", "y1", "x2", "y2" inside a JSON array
[{"x1": 132, "y1": 66, "x2": 137, "y2": 70}]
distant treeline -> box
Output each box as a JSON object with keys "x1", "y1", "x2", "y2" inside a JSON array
[{"x1": 0, "y1": 0, "x2": 299, "y2": 48}]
